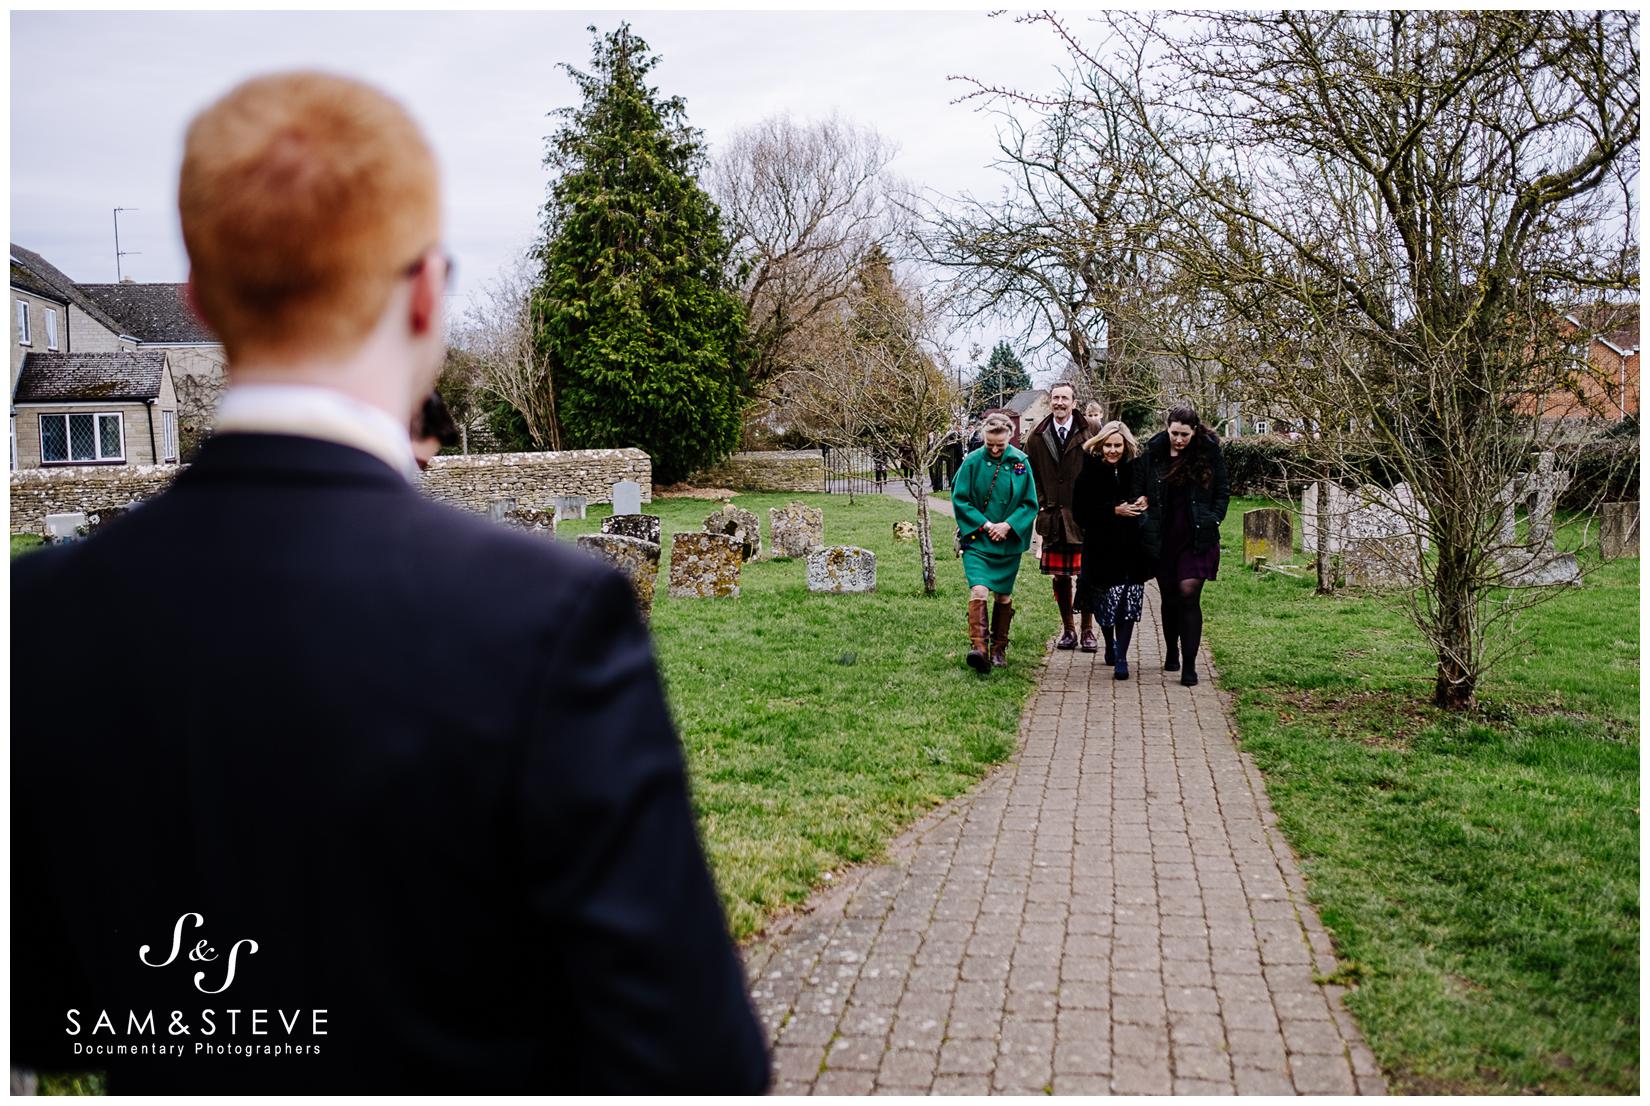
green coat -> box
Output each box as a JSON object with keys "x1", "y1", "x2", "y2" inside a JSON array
[{"x1": 953, "y1": 445, "x2": 1040, "y2": 594}]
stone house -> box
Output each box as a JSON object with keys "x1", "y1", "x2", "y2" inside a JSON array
[
  {"x1": 10, "y1": 243, "x2": 221, "y2": 468},
  {"x1": 11, "y1": 350, "x2": 180, "y2": 468},
  {"x1": 1003, "y1": 388, "x2": 1050, "y2": 441},
  {"x1": 78, "y1": 280, "x2": 226, "y2": 453}
]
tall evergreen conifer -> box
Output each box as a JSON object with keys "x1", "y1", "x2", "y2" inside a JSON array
[
  {"x1": 536, "y1": 24, "x2": 748, "y2": 483},
  {"x1": 972, "y1": 340, "x2": 1031, "y2": 413}
]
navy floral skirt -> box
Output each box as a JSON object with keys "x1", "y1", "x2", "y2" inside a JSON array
[{"x1": 1087, "y1": 582, "x2": 1144, "y2": 626}]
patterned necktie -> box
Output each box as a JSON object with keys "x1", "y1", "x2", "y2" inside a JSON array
[{"x1": 1058, "y1": 425, "x2": 1067, "y2": 448}]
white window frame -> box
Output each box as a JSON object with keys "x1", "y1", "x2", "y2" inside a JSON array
[
  {"x1": 162, "y1": 409, "x2": 178, "y2": 462},
  {"x1": 9, "y1": 416, "x2": 15, "y2": 471},
  {"x1": 1253, "y1": 418, "x2": 1270, "y2": 436},
  {"x1": 44, "y1": 307, "x2": 58, "y2": 351},
  {"x1": 38, "y1": 411, "x2": 125, "y2": 465},
  {"x1": 16, "y1": 300, "x2": 29, "y2": 346}
]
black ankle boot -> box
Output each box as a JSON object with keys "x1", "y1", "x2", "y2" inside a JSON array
[
  {"x1": 1164, "y1": 639, "x2": 1180, "y2": 672},
  {"x1": 1101, "y1": 627, "x2": 1116, "y2": 665}
]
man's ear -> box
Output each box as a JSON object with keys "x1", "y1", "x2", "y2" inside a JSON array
[
  {"x1": 183, "y1": 274, "x2": 208, "y2": 327},
  {"x1": 408, "y1": 251, "x2": 442, "y2": 338}
]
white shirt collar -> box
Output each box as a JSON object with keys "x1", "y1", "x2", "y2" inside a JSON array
[
  {"x1": 213, "y1": 384, "x2": 419, "y2": 480},
  {"x1": 1054, "y1": 416, "x2": 1072, "y2": 432}
]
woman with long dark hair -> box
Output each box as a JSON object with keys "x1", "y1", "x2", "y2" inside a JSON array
[
  {"x1": 1135, "y1": 405, "x2": 1230, "y2": 687},
  {"x1": 1073, "y1": 420, "x2": 1148, "y2": 679}
]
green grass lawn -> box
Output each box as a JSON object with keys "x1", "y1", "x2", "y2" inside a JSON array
[
  {"x1": 560, "y1": 492, "x2": 1058, "y2": 939},
  {"x1": 12, "y1": 533, "x2": 44, "y2": 557},
  {"x1": 1204, "y1": 497, "x2": 1639, "y2": 1095}
]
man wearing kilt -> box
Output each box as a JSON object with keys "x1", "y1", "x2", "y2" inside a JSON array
[{"x1": 1026, "y1": 382, "x2": 1096, "y2": 651}]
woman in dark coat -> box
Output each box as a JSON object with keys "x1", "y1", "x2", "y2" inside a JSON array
[
  {"x1": 1073, "y1": 420, "x2": 1148, "y2": 679},
  {"x1": 1135, "y1": 405, "x2": 1230, "y2": 687}
]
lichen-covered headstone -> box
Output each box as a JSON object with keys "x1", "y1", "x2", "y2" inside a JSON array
[
  {"x1": 1498, "y1": 453, "x2": 1581, "y2": 586},
  {"x1": 1600, "y1": 501, "x2": 1639, "y2": 560},
  {"x1": 602, "y1": 513, "x2": 662, "y2": 546},
  {"x1": 611, "y1": 479, "x2": 643, "y2": 518},
  {"x1": 1241, "y1": 509, "x2": 1292, "y2": 566},
  {"x1": 503, "y1": 507, "x2": 556, "y2": 539},
  {"x1": 892, "y1": 520, "x2": 917, "y2": 543},
  {"x1": 576, "y1": 533, "x2": 662, "y2": 618},
  {"x1": 1301, "y1": 483, "x2": 1352, "y2": 554},
  {"x1": 1340, "y1": 535, "x2": 1417, "y2": 588},
  {"x1": 806, "y1": 545, "x2": 877, "y2": 593},
  {"x1": 703, "y1": 503, "x2": 762, "y2": 561},
  {"x1": 667, "y1": 532, "x2": 742, "y2": 598},
  {"x1": 487, "y1": 496, "x2": 518, "y2": 524},
  {"x1": 769, "y1": 500, "x2": 824, "y2": 558}
]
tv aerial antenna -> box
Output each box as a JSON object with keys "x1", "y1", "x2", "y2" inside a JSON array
[{"x1": 113, "y1": 207, "x2": 142, "y2": 281}]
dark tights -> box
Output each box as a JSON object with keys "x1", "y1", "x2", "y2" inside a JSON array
[{"x1": 1159, "y1": 577, "x2": 1205, "y2": 671}]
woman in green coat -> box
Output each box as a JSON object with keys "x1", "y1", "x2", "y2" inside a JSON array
[{"x1": 952, "y1": 412, "x2": 1040, "y2": 673}]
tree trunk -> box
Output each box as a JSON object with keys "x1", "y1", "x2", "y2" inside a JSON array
[
  {"x1": 1314, "y1": 472, "x2": 1336, "y2": 595},
  {"x1": 911, "y1": 473, "x2": 937, "y2": 595},
  {"x1": 1430, "y1": 542, "x2": 1478, "y2": 709}
]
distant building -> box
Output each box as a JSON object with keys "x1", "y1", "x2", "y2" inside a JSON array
[
  {"x1": 10, "y1": 243, "x2": 227, "y2": 469},
  {"x1": 1528, "y1": 303, "x2": 1639, "y2": 424},
  {"x1": 1002, "y1": 388, "x2": 1050, "y2": 442}
]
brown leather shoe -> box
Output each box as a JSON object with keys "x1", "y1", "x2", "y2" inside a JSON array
[
  {"x1": 1079, "y1": 629, "x2": 1098, "y2": 653},
  {"x1": 966, "y1": 598, "x2": 990, "y2": 673},
  {"x1": 991, "y1": 600, "x2": 1014, "y2": 667}
]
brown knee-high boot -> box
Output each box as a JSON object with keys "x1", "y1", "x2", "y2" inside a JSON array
[
  {"x1": 991, "y1": 598, "x2": 1014, "y2": 667},
  {"x1": 1053, "y1": 577, "x2": 1077, "y2": 649},
  {"x1": 967, "y1": 598, "x2": 990, "y2": 673}
]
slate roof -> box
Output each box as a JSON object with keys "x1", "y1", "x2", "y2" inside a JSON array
[
  {"x1": 8, "y1": 244, "x2": 127, "y2": 336},
  {"x1": 13, "y1": 351, "x2": 167, "y2": 403},
  {"x1": 9, "y1": 262, "x2": 68, "y2": 304},
  {"x1": 1004, "y1": 388, "x2": 1047, "y2": 413},
  {"x1": 79, "y1": 282, "x2": 217, "y2": 344}
]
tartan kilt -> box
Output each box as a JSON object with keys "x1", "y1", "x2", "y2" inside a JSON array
[{"x1": 1038, "y1": 542, "x2": 1082, "y2": 576}]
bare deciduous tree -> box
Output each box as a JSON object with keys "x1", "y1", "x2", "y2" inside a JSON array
[
  {"x1": 711, "y1": 114, "x2": 904, "y2": 389},
  {"x1": 782, "y1": 247, "x2": 962, "y2": 594},
  {"x1": 1033, "y1": 9, "x2": 1638, "y2": 707},
  {"x1": 452, "y1": 255, "x2": 560, "y2": 451}
]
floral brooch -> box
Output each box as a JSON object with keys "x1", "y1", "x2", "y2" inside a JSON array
[{"x1": 1012, "y1": 462, "x2": 1027, "y2": 475}]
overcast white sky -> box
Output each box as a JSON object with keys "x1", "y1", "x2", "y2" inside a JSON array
[{"x1": 9, "y1": 9, "x2": 1083, "y2": 379}]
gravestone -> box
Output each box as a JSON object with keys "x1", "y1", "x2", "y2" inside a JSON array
[
  {"x1": 43, "y1": 512, "x2": 87, "y2": 544},
  {"x1": 552, "y1": 495, "x2": 588, "y2": 523},
  {"x1": 487, "y1": 497, "x2": 518, "y2": 524},
  {"x1": 611, "y1": 479, "x2": 643, "y2": 518},
  {"x1": 703, "y1": 503, "x2": 762, "y2": 561},
  {"x1": 667, "y1": 532, "x2": 743, "y2": 598},
  {"x1": 602, "y1": 513, "x2": 662, "y2": 546},
  {"x1": 1340, "y1": 536, "x2": 1416, "y2": 588},
  {"x1": 576, "y1": 534, "x2": 662, "y2": 618},
  {"x1": 806, "y1": 546, "x2": 877, "y2": 593},
  {"x1": 502, "y1": 507, "x2": 556, "y2": 539},
  {"x1": 1499, "y1": 452, "x2": 1581, "y2": 586},
  {"x1": 1301, "y1": 483, "x2": 1353, "y2": 554},
  {"x1": 1242, "y1": 509, "x2": 1292, "y2": 566},
  {"x1": 892, "y1": 520, "x2": 918, "y2": 543},
  {"x1": 769, "y1": 501, "x2": 824, "y2": 559},
  {"x1": 1600, "y1": 501, "x2": 1639, "y2": 560}
]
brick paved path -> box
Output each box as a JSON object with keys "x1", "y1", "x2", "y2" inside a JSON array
[{"x1": 743, "y1": 520, "x2": 1386, "y2": 1094}]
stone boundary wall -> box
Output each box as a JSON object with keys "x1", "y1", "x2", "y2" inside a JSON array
[
  {"x1": 690, "y1": 450, "x2": 825, "y2": 493},
  {"x1": 9, "y1": 464, "x2": 180, "y2": 534},
  {"x1": 419, "y1": 448, "x2": 652, "y2": 514},
  {"x1": 9, "y1": 448, "x2": 652, "y2": 534}
]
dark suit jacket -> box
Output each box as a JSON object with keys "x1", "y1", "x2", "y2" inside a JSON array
[
  {"x1": 11, "y1": 433, "x2": 769, "y2": 1094},
  {"x1": 1025, "y1": 414, "x2": 1088, "y2": 546}
]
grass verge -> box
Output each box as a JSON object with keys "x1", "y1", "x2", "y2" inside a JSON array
[
  {"x1": 560, "y1": 492, "x2": 1057, "y2": 939},
  {"x1": 1204, "y1": 497, "x2": 1639, "y2": 1094}
]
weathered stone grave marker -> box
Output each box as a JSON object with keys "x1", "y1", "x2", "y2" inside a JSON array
[
  {"x1": 576, "y1": 533, "x2": 662, "y2": 618},
  {"x1": 806, "y1": 546, "x2": 877, "y2": 593},
  {"x1": 769, "y1": 501, "x2": 824, "y2": 559},
  {"x1": 667, "y1": 532, "x2": 742, "y2": 598},
  {"x1": 1600, "y1": 501, "x2": 1639, "y2": 560},
  {"x1": 703, "y1": 503, "x2": 762, "y2": 561},
  {"x1": 1242, "y1": 508, "x2": 1292, "y2": 566},
  {"x1": 602, "y1": 513, "x2": 662, "y2": 546}
]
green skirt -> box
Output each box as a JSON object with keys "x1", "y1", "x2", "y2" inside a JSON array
[{"x1": 962, "y1": 543, "x2": 1026, "y2": 595}]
